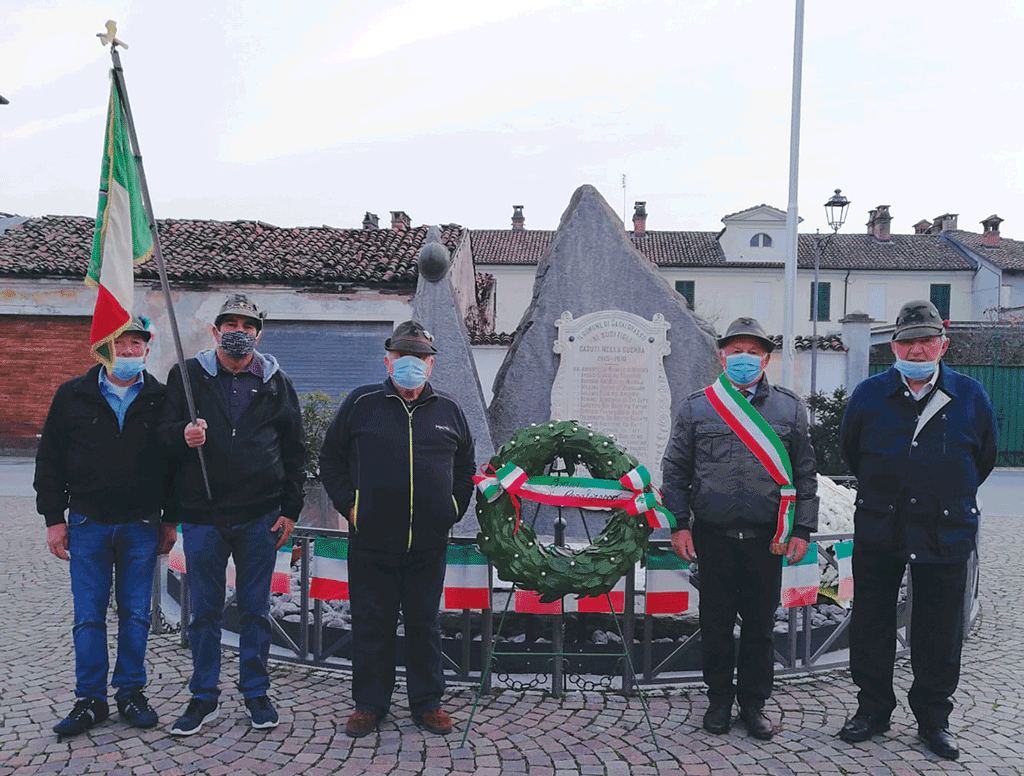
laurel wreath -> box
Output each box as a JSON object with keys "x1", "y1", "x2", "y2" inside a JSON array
[{"x1": 475, "y1": 420, "x2": 653, "y2": 603}]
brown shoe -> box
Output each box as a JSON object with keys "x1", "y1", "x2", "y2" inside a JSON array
[
  {"x1": 345, "y1": 709, "x2": 381, "y2": 738},
  {"x1": 414, "y1": 708, "x2": 453, "y2": 735}
]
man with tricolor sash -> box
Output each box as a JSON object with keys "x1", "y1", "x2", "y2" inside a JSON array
[
  {"x1": 319, "y1": 321, "x2": 475, "y2": 738},
  {"x1": 36, "y1": 316, "x2": 177, "y2": 737},
  {"x1": 838, "y1": 300, "x2": 996, "y2": 760},
  {"x1": 662, "y1": 316, "x2": 818, "y2": 741}
]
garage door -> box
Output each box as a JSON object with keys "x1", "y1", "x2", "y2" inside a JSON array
[{"x1": 257, "y1": 320, "x2": 393, "y2": 404}]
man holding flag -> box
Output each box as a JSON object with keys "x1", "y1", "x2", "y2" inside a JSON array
[
  {"x1": 319, "y1": 321, "x2": 475, "y2": 738},
  {"x1": 159, "y1": 294, "x2": 305, "y2": 736},
  {"x1": 662, "y1": 316, "x2": 818, "y2": 740},
  {"x1": 36, "y1": 316, "x2": 176, "y2": 737}
]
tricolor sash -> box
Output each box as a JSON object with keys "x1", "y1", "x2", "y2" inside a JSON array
[
  {"x1": 473, "y1": 463, "x2": 676, "y2": 533},
  {"x1": 704, "y1": 374, "x2": 796, "y2": 555}
]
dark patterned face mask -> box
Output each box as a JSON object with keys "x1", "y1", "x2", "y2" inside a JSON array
[{"x1": 220, "y1": 330, "x2": 257, "y2": 359}]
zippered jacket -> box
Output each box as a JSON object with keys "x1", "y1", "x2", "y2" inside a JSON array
[
  {"x1": 661, "y1": 377, "x2": 819, "y2": 539},
  {"x1": 158, "y1": 349, "x2": 305, "y2": 526},
  {"x1": 319, "y1": 379, "x2": 475, "y2": 552},
  {"x1": 34, "y1": 365, "x2": 168, "y2": 527},
  {"x1": 840, "y1": 364, "x2": 997, "y2": 563}
]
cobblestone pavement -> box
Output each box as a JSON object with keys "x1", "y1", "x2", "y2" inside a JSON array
[{"x1": 2, "y1": 493, "x2": 1022, "y2": 775}]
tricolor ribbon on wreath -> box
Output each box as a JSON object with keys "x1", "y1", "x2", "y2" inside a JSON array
[
  {"x1": 473, "y1": 462, "x2": 676, "y2": 534},
  {"x1": 703, "y1": 373, "x2": 796, "y2": 555}
]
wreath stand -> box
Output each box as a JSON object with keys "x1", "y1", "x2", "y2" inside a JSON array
[{"x1": 458, "y1": 422, "x2": 670, "y2": 761}]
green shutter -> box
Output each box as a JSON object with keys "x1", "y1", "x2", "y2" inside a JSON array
[
  {"x1": 930, "y1": 284, "x2": 951, "y2": 320},
  {"x1": 810, "y1": 282, "x2": 831, "y2": 321},
  {"x1": 675, "y1": 280, "x2": 695, "y2": 310}
]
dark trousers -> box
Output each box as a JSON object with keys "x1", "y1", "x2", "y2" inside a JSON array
[
  {"x1": 850, "y1": 546, "x2": 967, "y2": 729},
  {"x1": 348, "y1": 543, "x2": 446, "y2": 718},
  {"x1": 692, "y1": 524, "x2": 783, "y2": 708}
]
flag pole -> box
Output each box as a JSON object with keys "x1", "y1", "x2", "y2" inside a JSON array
[{"x1": 102, "y1": 30, "x2": 212, "y2": 500}]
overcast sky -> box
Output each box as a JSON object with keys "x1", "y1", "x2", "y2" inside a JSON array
[{"x1": 3, "y1": 0, "x2": 1023, "y2": 237}]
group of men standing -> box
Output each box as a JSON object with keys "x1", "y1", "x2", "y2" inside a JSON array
[
  {"x1": 662, "y1": 300, "x2": 996, "y2": 760},
  {"x1": 37, "y1": 294, "x2": 996, "y2": 762},
  {"x1": 37, "y1": 297, "x2": 473, "y2": 740}
]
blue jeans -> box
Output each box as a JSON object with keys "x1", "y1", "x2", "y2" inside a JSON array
[
  {"x1": 348, "y1": 543, "x2": 447, "y2": 717},
  {"x1": 67, "y1": 512, "x2": 160, "y2": 701},
  {"x1": 182, "y1": 511, "x2": 279, "y2": 700}
]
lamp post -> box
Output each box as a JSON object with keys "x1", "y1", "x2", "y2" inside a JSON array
[{"x1": 809, "y1": 189, "x2": 850, "y2": 422}]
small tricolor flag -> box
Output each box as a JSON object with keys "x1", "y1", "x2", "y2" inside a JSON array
[
  {"x1": 576, "y1": 578, "x2": 626, "y2": 613},
  {"x1": 513, "y1": 580, "x2": 627, "y2": 614},
  {"x1": 168, "y1": 525, "x2": 186, "y2": 573},
  {"x1": 834, "y1": 540, "x2": 854, "y2": 601},
  {"x1": 309, "y1": 536, "x2": 349, "y2": 601},
  {"x1": 271, "y1": 539, "x2": 293, "y2": 595},
  {"x1": 644, "y1": 546, "x2": 699, "y2": 614},
  {"x1": 87, "y1": 75, "x2": 153, "y2": 369},
  {"x1": 781, "y1": 542, "x2": 819, "y2": 608},
  {"x1": 443, "y1": 544, "x2": 490, "y2": 610}
]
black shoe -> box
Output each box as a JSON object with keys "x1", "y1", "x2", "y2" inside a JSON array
[
  {"x1": 53, "y1": 698, "x2": 109, "y2": 737},
  {"x1": 838, "y1": 711, "x2": 891, "y2": 743},
  {"x1": 919, "y1": 727, "x2": 959, "y2": 760},
  {"x1": 703, "y1": 703, "x2": 732, "y2": 734},
  {"x1": 117, "y1": 690, "x2": 158, "y2": 729},
  {"x1": 738, "y1": 706, "x2": 775, "y2": 740},
  {"x1": 244, "y1": 695, "x2": 280, "y2": 729},
  {"x1": 169, "y1": 697, "x2": 220, "y2": 736}
]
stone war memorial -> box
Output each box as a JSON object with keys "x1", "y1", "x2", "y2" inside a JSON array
[{"x1": 488, "y1": 184, "x2": 721, "y2": 537}]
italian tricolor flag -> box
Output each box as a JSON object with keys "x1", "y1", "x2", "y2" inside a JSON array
[
  {"x1": 645, "y1": 547, "x2": 698, "y2": 615},
  {"x1": 86, "y1": 76, "x2": 153, "y2": 369},
  {"x1": 513, "y1": 580, "x2": 626, "y2": 614},
  {"x1": 834, "y1": 541, "x2": 854, "y2": 601},
  {"x1": 310, "y1": 537, "x2": 349, "y2": 601},
  {"x1": 443, "y1": 544, "x2": 490, "y2": 610},
  {"x1": 781, "y1": 542, "x2": 819, "y2": 607}
]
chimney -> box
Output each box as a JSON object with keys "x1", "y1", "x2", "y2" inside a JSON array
[
  {"x1": 511, "y1": 205, "x2": 525, "y2": 231},
  {"x1": 390, "y1": 210, "x2": 411, "y2": 232},
  {"x1": 866, "y1": 205, "x2": 892, "y2": 242},
  {"x1": 633, "y1": 201, "x2": 648, "y2": 235},
  {"x1": 981, "y1": 214, "x2": 1003, "y2": 247},
  {"x1": 913, "y1": 219, "x2": 931, "y2": 235},
  {"x1": 362, "y1": 211, "x2": 379, "y2": 230},
  {"x1": 932, "y1": 213, "x2": 958, "y2": 233}
]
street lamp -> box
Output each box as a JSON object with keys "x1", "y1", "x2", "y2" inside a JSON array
[{"x1": 809, "y1": 189, "x2": 850, "y2": 421}]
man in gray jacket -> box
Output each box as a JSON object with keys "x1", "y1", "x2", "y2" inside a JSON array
[{"x1": 662, "y1": 317, "x2": 818, "y2": 740}]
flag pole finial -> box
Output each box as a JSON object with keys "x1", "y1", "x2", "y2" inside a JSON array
[{"x1": 97, "y1": 20, "x2": 128, "y2": 50}]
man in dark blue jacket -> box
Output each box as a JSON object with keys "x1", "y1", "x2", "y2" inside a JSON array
[
  {"x1": 35, "y1": 316, "x2": 176, "y2": 737},
  {"x1": 839, "y1": 300, "x2": 997, "y2": 760},
  {"x1": 319, "y1": 321, "x2": 475, "y2": 738},
  {"x1": 160, "y1": 293, "x2": 304, "y2": 736}
]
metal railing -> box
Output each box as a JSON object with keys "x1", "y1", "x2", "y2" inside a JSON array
[{"x1": 155, "y1": 528, "x2": 978, "y2": 694}]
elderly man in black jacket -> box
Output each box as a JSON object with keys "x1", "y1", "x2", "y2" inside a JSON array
[
  {"x1": 35, "y1": 316, "x2": 175, "y2": 737},
  {"x1": 319, "y1": 320, "x2": 475, "y2": 738},
  {"x1": 662, "y1": 317, "x2": 818, "y2": 741},
  {"x1": 159, "y1": 294, "x2": 304, "y2": 736}
]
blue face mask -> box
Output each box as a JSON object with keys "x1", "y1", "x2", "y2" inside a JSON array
[
  {"x1": 111, "y1": 356, "x2": 146, "y2": 381},
  {"x1": 725, "y1": 352, "x2": 764, "y2": 386},
  {"x1": 390, "y1": 355, "x2": 429, "y2": 390},
  {"x1": 894, "y1": 357, "x2": 938, "y2": 381}
]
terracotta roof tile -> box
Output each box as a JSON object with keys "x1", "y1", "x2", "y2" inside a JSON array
[
  {"x1": 0, "y1": 216, "x2": 465, "y2": 284},
  {"x1": 945, "y1": 230, "x2": 1024, "y2": 271}
]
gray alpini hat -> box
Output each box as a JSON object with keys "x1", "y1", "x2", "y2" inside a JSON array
[
  {"x1": 717, "y1": 317, "x2": 775, "y2": 352},
  {"x1": 123, "y1": 315, "x2": 153, "y2": 341},
  {"x1": 892, "y1": 300, "x2": 945, "y2": 342},
  {"x1": 214, "y1": 293, "x2": 265, "y2": 331}
]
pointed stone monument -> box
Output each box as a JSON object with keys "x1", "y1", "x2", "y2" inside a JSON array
[
  {"x1": 411, "y1": 226, "x2": 495, "y2": 537},
  {"x1": 488, "y1": 184, "x2": 721, "y2": 477}
]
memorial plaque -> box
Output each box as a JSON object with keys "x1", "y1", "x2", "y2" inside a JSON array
[{"x1": 551, "y1": 311, "x2": 672, "y2": 484}]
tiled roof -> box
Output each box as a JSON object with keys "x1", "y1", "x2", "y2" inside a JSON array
[
  {"x1": 471, "y1": 228, "x2": 972, "y2": 271},
  {"x1": 469, "y1": 331, "x2": 516, "y2": 346},
  {"x1": 0, "y1": 215, "x2": 465, "y2": 284},
  {"x1": 945, "y1": 230, "x2": 1024, "y2": 271}
]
